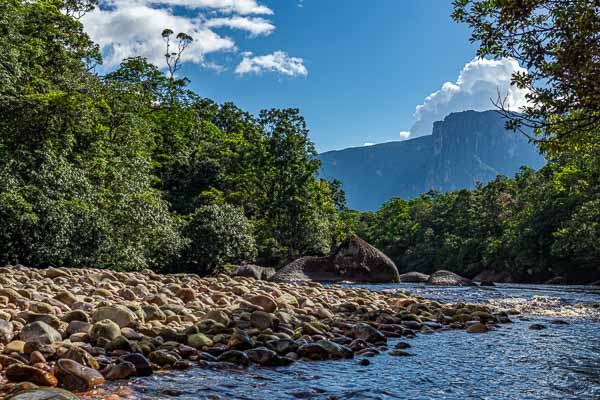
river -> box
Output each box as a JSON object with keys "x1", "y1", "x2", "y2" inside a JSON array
[{"x1": 96, "y1": 284, "x2": 600, "y2": 400}]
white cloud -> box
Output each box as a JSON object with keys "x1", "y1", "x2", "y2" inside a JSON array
[
  {"x1": 363, "y1": 142, "x2": 375, "y2": 146},
  {"x1": 173, "y1": 0, "x2": 273, "y2": 14},
  {"x1": 399, "y1": 131, "x2": 410, "y2": 140},
  {"x1": 83, "y1": 4, "x2": 236, "y2": 68},
  {"x1": 236, "y1": 51, "x2": 308, "y2": 77},
  {"x1": 409, "y1": 57, "x2": 530, "y2": 137},
  {"x1": 83, "y1": 0, "x2": 282, "y2": 71},
  {"x1": 205, "y1": 16, "x2": 275, "y2": 36},
  {"x1": 107, "y1": 0, "x2": 273, "y2": 14}
]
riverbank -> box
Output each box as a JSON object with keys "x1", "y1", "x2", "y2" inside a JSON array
[
  {"x1": 0, "y1": 265, "x2": 515, "y2": 399},
  {"x1": 93, "y1": 283, "x2": 600, "y2": 400}
]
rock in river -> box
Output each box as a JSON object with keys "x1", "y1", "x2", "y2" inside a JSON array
[
  {"x1": 427, "y1": 270, "x2": 474, "y2": 286},
  {"x1": 398, "y1": 272, "x2": 430, "y2": 283},
  {"x1": 271, "y1": 235, "x2": 400, "y2": 283},
  {"x1": 466, "y1": 322, "x2": 488, "y2": 334}
]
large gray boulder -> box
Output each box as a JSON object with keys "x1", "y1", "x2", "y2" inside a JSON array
[
  {"x1": 231, "y1": 264, "x2": 276, "y2": 281},
  {"x1": 427, "y1": 270, "x2": 474, "y2": 286},
  {"x1": 398, "y1": 272, "x2": 430, "y2": 283},
  {"x1": 271, "y1": 235, "x2": 400, "y2": 283}
]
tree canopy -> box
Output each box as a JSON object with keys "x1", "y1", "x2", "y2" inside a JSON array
[{"x1": 0, "y1": 0, "x2": 343, "y2": 272}]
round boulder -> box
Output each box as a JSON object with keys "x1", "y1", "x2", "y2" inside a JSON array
[
  {"x1": 427, "y1": 270, "x2": 473, "y2": 286},
  {"x1": 271, "y1": 235, "x2": 400, "y2": 283}
]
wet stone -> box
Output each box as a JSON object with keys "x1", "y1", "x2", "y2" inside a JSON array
[
  {"x1": 5, "y1": 364, "x2": 58, "y2": 387},
  {"x1": 119, "y1": 353, "x2": 153, "y2": 377},
  {"x1": 53, "y1": 359, "x2": 105, "y2": 392}
]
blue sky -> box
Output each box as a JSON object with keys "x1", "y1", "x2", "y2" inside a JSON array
[{"x1": 84, "y1": 0, "x2": 529, "y2": 152}]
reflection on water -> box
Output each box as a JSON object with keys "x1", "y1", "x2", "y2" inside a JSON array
[{"x1": 98, "y1": 284, "x2": 600, "y2": 400}]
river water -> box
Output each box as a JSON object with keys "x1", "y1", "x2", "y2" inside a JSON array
[{"x1": 98, "y1": 284, "x2": 600, "y2": 400}]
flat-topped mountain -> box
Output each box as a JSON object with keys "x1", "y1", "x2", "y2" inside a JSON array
[{"x1": 318, "y1": 110, "x2": 546, "y2": 210}]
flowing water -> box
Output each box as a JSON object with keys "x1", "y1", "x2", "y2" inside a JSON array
[{"x1": 97, "y1": 284, "x2": 600, "y2": 400}]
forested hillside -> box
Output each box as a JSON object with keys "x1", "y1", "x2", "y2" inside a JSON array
[
  {"x1": 0, "y1": 0, "x2": 345, "y2": 273},
  {"x1": 0, "y1": 0, "x2": 598, "y2": 283},
  {"x1": 344, "y1": 153, "x2": 599, "y2": 283},
  {"x1": 319, "y1": 110, "x2": 545, "y2": 210}
]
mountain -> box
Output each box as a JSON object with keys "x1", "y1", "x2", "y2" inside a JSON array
[{"x1": 318, "y1": 110, "x2": 546, "y2": 211}]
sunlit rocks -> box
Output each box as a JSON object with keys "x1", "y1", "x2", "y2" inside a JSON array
[{"x1": 398, "y1": 272, "x2": 430, "y2": 283}]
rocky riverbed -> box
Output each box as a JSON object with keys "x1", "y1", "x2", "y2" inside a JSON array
[{"x1": 0, "y1": 266, "x2": 515, "y2": 399}]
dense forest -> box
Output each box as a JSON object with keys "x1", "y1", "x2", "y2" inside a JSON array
[
  {"x1": 345, "y1": 154, "x2": 599, "y2": 283},
  {"x1": 0, "y1": 0, "x2": 598, "y2": 283},
  {"x1": 0, "y1": 0, "x2": 345, "y2": 273}
]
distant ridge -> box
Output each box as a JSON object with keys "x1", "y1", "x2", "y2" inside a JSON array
[{"x1": 318, "y1": 110, "x2": 546, "y2": 211}]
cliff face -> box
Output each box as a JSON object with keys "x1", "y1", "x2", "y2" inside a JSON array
[{"x1": 318, "y1": 110, "x2": 545, "y2": 211}]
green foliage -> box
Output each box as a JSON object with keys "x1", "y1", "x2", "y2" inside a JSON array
[
  {"x1": 429, "y1": 0, "x2": 600, "y2": 282},
  {"x1": 179, "y1": 204, "x2": 257, "y2": 274},
  {"x1": 355, "y1": 156, "x2": 600, "y2": 282},
  {"x1": 0, "y1": 0, "x2": 344, "y2": 273}
]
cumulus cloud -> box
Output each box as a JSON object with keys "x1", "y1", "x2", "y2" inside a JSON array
[
  {"x1": 205, "y1": 16, "x2": 275, "y2": 36},
  {"x1": 409, "y1": 57, "x2": 530, "y2": 137},
  {"x1": 235, "y1": 51, "x2": 308, "y2": 77},
  {"x1": 83, "y1": 4, "x2": 236, "y2": 68},
  {"x1": 399, "y1": 131, "x2": 410, "y2": 140},
  {"x1": 363, "y1": 142, "x2": 375, "y2": 146},
  {"x1": 142, "y1": 0, "x2": 272, "y2": 14},
  {"x1": 83, "y1": 0, "x2": 303, "y2": 74}
]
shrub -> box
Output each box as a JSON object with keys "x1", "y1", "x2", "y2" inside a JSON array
[{"x1": 179, "y1": 203, "x2": 257, "y2": 274}]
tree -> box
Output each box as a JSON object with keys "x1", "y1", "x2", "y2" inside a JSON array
[
  {"x1": 452, "y1": 0, "x2": 600, "y2": 157},
  {"x1": 0, "y1": 0, "x2": 347, "y2": 274},
  {"x1": 161, "y1": 28, "x2": 193, "y2": 105},
  {"x1": 179, "y1": 204, "x2": 257, "y2": 274},
  {"x1": 255, "y1": 109, "x2": 335, "y2": 263}
]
